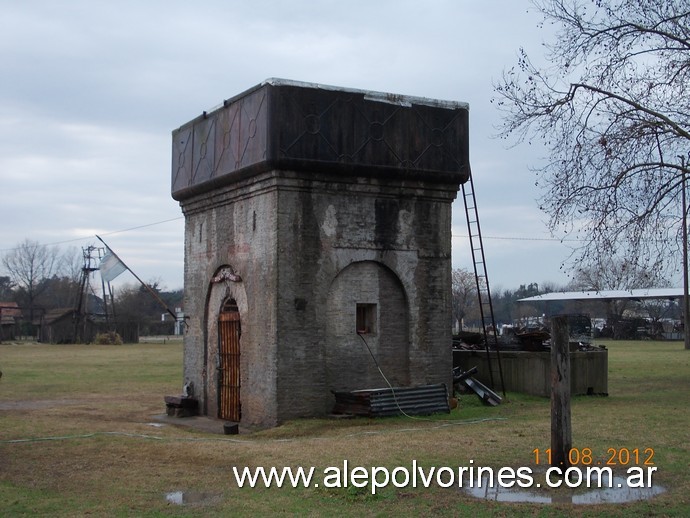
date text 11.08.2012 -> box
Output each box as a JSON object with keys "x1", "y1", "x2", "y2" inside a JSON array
[{"x1": 532, "y1": 447, "x2": 655, "y2": 466}]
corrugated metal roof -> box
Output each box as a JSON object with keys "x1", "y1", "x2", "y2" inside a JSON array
[
  {"x1": 519, "y1": 288, "x2": 684, "y2": 303},
  {"x1": 332, "y1": 383, "x2": 449, "y2": 417}
]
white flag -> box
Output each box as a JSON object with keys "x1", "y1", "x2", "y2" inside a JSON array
[{"x1": 100, "y1": 250, "x2": 127, "y2": 283}]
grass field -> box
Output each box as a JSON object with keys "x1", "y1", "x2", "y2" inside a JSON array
[{"x1": 0, "y1": 339, "x2": 688, "y2": 516}]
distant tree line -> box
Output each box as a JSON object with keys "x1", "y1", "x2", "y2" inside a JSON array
[
  {"x1": 1, "y1": 239, "x2": 182, "y2": 340},
  {"x1": 113, "y1": 280, "x2": 183, "y2": 336}
]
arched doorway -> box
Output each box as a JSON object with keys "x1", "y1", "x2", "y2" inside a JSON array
[
  {"x1": 325, "y1": 261, "x2": 409, "y2": 391},
  {"x1": 218, "y1": 298, "x2": 241, "y2": 421}
]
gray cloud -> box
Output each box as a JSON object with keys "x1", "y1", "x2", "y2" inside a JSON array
[{"x1": 0, "y1": 0, "x2": 573, "y2": 290}]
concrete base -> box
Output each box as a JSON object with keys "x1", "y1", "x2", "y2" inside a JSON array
[
  {"x1": 453, "y1": 349, "x2": 608, "y2": 397},
  {"x1": 152, "y1": 414, "x2": 238, "y2": 435},
  {"x1": 164, "y1": 395, "x2": 199, "y2": 417}
]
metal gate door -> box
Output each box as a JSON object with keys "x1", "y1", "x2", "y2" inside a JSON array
[{"x1": 218, "y1": 301, "x2": 241, "y2": 421}]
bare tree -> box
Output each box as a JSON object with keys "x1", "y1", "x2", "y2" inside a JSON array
[
  {"x1": 493, "y1": 0, "x2": 690, "y2": 283},
  {"x1": 2, "y1": 239, "x2": 60, "y2": 320},
  {"x1": 451, "y1": 268, "x2": 478, "y2": 331},
  {"x1": 567, "y1": 258, "x2": 666, "y2": 292},
  {"x1": 61, "y1": 246, "x2": 86, "y2": 284}
]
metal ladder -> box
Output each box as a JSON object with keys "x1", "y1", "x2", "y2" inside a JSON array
[{"x1": 461, "y1": 172, "x2": 506, "y2": 396}]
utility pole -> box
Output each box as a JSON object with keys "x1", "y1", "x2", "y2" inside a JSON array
[
  {"x1": 550, "y1": 315, "x2": 572, "y2": 469},
  {"x1": 73, "y1": 245, "x2": 100, "y2": 343},
  {"x1": 682, "y1": 155, "x2": 690, "y2": 350}
]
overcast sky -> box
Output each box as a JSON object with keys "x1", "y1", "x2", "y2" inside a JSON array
[{"x1": 0, "y1": 0, "x2": 577, "y2": 293}]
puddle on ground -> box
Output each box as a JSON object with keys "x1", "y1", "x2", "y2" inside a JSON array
[
  {"x1": 463, "y1": 473, "x2": 665, "y2": 504},
  {"x1": 165, "y1": 491, "x2": 220, "y2": 506}
]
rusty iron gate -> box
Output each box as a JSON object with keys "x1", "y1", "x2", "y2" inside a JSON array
[{"x1": 218, "y1": 300, "x2": 241, "y2": 421}]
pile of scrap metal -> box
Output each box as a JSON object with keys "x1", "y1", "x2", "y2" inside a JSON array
[
  {"x1": 453, "y1": 326, "x2": 550, "y2": 352},
  {"x1": 451, "y1": 331, "x2": 484, "y2": 350},
  {"x1": 515, "y1": 329, "x2": 551, "y2": 351},
  {"x1": 499, "y1": 324, "x2": 550, "y2": 351},
  {"x1": 575, "y1": 342, "x2": 607, "y2": 352},
  {"x1": 452, "y1": 366, "x2": 502, "y2": 406}
]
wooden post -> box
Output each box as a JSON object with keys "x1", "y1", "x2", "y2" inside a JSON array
[
  {"x1": 682, "y1": 163, "x2": 690, "y2": 350},
  {"x1": 550, "y1": 315, "x2": 572, "y2": 469}
]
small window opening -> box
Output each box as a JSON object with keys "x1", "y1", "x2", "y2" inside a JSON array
[{"x1": 356, "y1": 303, "x2": 377, "y2": 334}]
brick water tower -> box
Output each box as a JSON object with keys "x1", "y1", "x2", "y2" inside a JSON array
[{"x1": 171, "y1": 79, "x2": 469, "y2": 428}]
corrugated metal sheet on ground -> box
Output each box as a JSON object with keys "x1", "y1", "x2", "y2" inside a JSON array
[{"x1": 332, "y1": 383, "x2": 449, "y2": 417}]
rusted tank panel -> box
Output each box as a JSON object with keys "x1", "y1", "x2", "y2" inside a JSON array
[{"x1": 171, "y1": 79, "x2": 470, "y2": 201}]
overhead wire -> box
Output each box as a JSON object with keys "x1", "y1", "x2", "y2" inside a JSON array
[
  {"x1": 0, "y1": 217, "x2": 184, "y2": 253},
  {"x1": 0, "y1": 218, "x2": 581, "y2": 254},
  {"x1": 452, "y1": 233, "x2": 583, "y2": 242}
]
